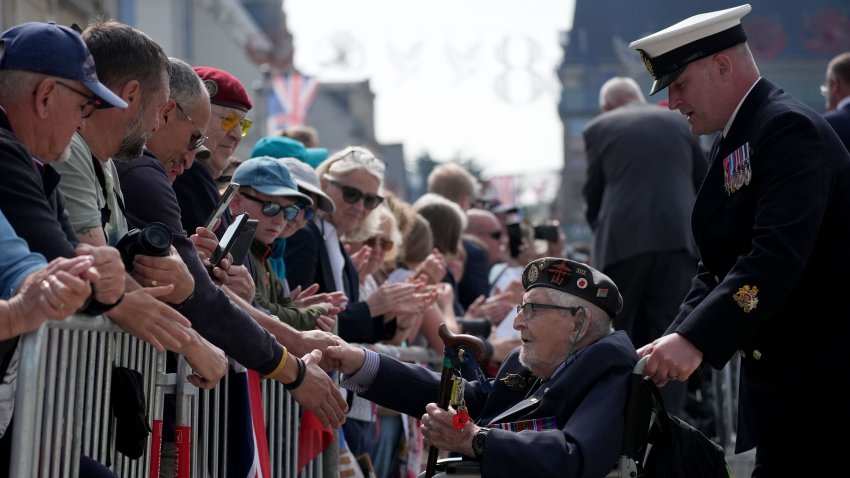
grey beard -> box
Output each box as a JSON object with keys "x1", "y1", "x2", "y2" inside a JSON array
[{"x1": 112, "y1": 134, "x2": 147, "y2": 162}]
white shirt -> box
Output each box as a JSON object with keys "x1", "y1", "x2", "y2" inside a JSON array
[{"x1": 319, "y1": 219, "x2": 346, "y2": 293}]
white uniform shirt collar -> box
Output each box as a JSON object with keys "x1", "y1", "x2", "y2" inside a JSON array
[{"x1": 723, "y1": 77, "x2": 762, "y2": 138}]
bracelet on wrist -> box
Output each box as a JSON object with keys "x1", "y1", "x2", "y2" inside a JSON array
[
  {"x1": 283, "y1": 356, "x2": 307, "y2": 391},
  {"x1": 168, "y1": 292, "x2": 194, "y2": 310},
  {"x1": 83, "y1": 289, "x2": 125, "y2": 316}
]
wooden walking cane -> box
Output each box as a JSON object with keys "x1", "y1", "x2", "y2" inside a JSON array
[{"x1": 424, "y1": 324, "x2": 488, "y2": 478}]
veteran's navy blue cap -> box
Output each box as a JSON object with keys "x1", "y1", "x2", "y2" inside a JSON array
[
  {"x1": 629, "y1": 4, "x2": 751, "y2": 95},
  {"x1": 0, "y1": 22, "x2": 127, "y2": 109},
  {"x1": 233, "y1": 156, "x2": 312, "y2": 204},
  {"x1": 522, "y1": 257, "x2": 623, "y2": 318}
]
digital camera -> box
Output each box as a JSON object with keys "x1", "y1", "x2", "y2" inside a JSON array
[{"x1": 115, "y1": 222, "x2": 172, "y2": 271}]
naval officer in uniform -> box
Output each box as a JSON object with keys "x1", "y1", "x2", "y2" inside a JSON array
[{"x1": 631, "y1": 4, "x2": 850, "y2": 475}]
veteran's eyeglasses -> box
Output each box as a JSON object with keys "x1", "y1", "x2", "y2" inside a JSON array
[
  {"x1": 516, "y1": 302, "x2": 584, "y2": 321},
  {"x1": 175, "y1": 103, "x2": 208, "y2": 151},
  {"x1": 213, "y1": 111, "x2": 253, "y2": 136},
  {"x1": 56, "y1": 81, "x2": 102, "y2": 119},
  {"x1": 239, "y1": 192, "x2": 300, "y2": 220},
  {"x1": 327, "y1": 179, "x2": 384, "y2": 210}
]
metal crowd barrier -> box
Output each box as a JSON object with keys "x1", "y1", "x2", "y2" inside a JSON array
[
  {"x1": 7, "y1": 313, "x2": 449, "y2": 478},
  {"x1": 9, "y1": 314, "x2": 164, "y2": 478}
]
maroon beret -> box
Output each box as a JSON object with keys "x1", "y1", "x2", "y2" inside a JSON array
[{"x1": 193, "y1": 66, "x2": 252, "y2": 111}]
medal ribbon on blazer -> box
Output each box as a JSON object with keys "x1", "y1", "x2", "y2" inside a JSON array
[
  {"x1": 722, "y1": 142, "x2": 752, "y2": 195},
  {"x1": 488, "y1": 416, "x2": 558, "y2": 432}
]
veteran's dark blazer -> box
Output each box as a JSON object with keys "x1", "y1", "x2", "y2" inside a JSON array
[
  {"x1": 360, "y1": 331, "x2": 636, "y2": 478},
  {"x1": 668, "y1": 78, "x2": 850, "y2": 452}
]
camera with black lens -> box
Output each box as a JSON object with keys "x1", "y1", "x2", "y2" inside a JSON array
[{"x1": 115, "y1": 222, "x2": 173, "y2": 271}]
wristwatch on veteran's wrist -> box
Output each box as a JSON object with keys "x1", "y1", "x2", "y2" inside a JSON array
[{"x1": 472, "y1": 428, "x2": 490, "y2": 459}]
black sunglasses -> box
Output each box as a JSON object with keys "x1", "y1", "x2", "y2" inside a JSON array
[
  {"x1": 240, "y1": 192, "x2": 300, "y2": 220},
  {"x1": 516, "y1": 303, "x2": 584, "y2": 320},
  {"x1": 328, "y1": 179, "x2": 384, "y2": 210}
]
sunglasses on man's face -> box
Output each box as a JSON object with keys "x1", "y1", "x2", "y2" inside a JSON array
[
  {"x1": 328, "y1": 180, "x2": 384, "y2": 210},
  {"x1": 240, "y1": 192, "x2": 300, "y2": 220},
  {"x1": 213, "y1": 111, "x2": 253, "y2": 136}
]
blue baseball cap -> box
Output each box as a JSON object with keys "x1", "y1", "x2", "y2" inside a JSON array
[
  {"x1": 0, "y1": 22, "x2": 127, "y2": 109},
  {"x1": 233, "y1": 156, "x2": 312, "y2": 204}
]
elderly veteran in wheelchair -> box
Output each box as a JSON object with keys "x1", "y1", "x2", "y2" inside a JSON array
[{"x1": 326, "y1": 257, "x2": 637, "y2": 478}]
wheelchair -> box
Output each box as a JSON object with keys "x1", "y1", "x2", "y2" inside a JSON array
[{"x1": 424, "y1": 357, "x2": 728, "y2": 478}]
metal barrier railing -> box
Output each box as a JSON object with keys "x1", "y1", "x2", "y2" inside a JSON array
[
  {"x1": 7, "y1": 314, "x2": 448, "y2": 478},
  {"x1": 9, "y1": 314, "x2": 164, "y2": 478}
]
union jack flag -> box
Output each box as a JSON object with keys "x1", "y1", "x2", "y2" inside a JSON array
[{"x1": 266, "y1": 73, "x2": 319, "y2": 135}]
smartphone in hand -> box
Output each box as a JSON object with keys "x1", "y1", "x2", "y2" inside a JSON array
[
  {"x1": 228, "y1": 219, "x2": 259, "y2": 266},
  {"x1": 210, "y1": 213, "x2": 248, "y2": 265},
  {"x1": 204, "y1": 182, "x2": 240, "y2": 231}
]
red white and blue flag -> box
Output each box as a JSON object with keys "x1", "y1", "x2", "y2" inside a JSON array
[
  {"x1": 227, "y1": 365, "x2": 271, "y2": 478},
  {"x1": 266, "y1": 73, "x2": 319, "y2": 134}
]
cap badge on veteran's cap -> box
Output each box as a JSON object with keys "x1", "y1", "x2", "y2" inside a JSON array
[
  {"x1": 733, "y1": 284, "x2": 759, "y2": 313},
  {"x1": 527, "y1": 264, "x2": 540, "y2": 283},
  {"x1": 547, "y1": 262, "x2": 573, "y2": 286},
  {"x1": 576, "y1": 278, "x2": 588, "y2": 289}
]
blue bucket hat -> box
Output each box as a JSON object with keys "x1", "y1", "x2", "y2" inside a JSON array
[
  {"x1": 0, "y1": 22, "x2": 127, "y2": 109},
  {"x1": 233, "y1": 156, "x2": 312, "y2": 204}
]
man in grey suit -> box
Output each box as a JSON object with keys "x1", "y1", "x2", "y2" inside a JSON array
[{"x1": 582, "y1": 76, "x2": 707, "y2": 413}]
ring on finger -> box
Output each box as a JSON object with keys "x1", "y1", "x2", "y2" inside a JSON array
[{"x1": 151, "y1": 280, "x2": 158, "y2": 287}]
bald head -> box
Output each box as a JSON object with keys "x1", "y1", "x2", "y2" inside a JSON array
[
  {"x1": 599, "y1": 77, "x2": 645, "y2": 112},
  {"x1": 466, "y1": 208, "x2": 505, "y2": 265}
]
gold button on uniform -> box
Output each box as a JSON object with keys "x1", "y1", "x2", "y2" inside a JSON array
[
  {"x1": 714, "y1": 275, "x2": 720, "y2": 283},
  {"x1": 752, "y1": 350, "x2": 762, "y2": 360}
]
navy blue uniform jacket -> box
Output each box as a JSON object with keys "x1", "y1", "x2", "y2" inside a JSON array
[
  {"x1": 669, "y1": 79, "x2": 850, "y2": 452},
  {"x1": 360, "y1": 331, "x2": 636, "y2": 478}
]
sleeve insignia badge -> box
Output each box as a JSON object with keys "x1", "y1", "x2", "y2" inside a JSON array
[{"x1": 733, "y1": 284, "x2": 759, "y2": 313}]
